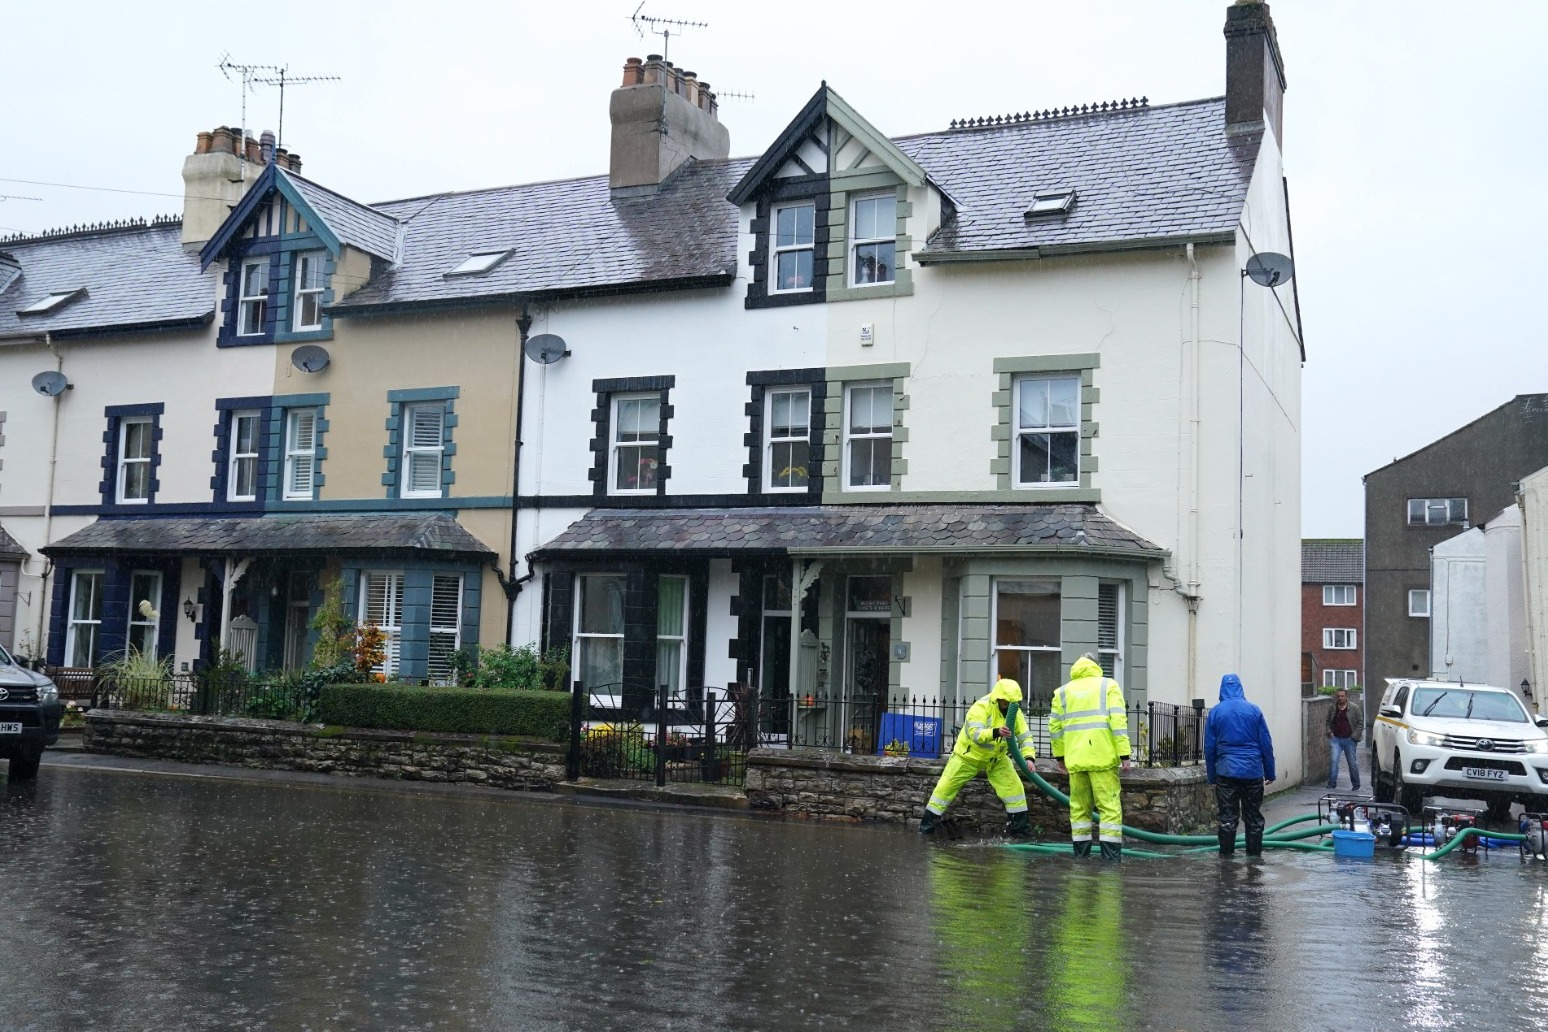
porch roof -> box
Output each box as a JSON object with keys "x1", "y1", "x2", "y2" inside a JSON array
[
  {"x1": 531, "y1": 504, "x2": 1165, "y2": 559},
  {"x1": 41, "y1": 514, "x2": 496, "y2": 560}
]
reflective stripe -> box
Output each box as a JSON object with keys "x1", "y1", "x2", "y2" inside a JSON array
[
  {"x1": 1070, "y1": 821, "x2": 1093, "y2": 834},
  {"x1": 928, "y1": 799, "x2": 949, "y2": 814},
  {"x1": 1007, "y1": 804, "x2": 1029, "y2": 814},
  {"x1": 1004, "y1": 794, "x2": 1027, "y2": 807},
  {"x1": 1058, "y1": 707, "x2": 1106, "y2": 720},
  {"x1": 1059, "y1": 717, "x2": 1114, "y2": 732}
]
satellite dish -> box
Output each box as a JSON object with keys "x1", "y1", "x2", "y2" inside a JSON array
[
  {"x1": 524, "y1": 333, "x2": 570, "y2": 365},
  {"x1": 291, "y1": 344, "x2": 331, "y2": 373},
  {"x1": 1245, "y1": 252, "x2": 1294, "y2": 288},
  {"x1": 31, "y1": 370, "x2": 70, "y2": 397}
]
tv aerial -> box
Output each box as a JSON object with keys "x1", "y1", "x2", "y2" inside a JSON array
[
  {"x1": 629, "y1": 2, "x2": 707, "y2": 62},
  {"x1": 31, "y1": 370, "x2": 70, "y2": 397},
  {"x1": 218, "y1": 54, "x2": 341, "y2": 171},
  {"x1": 1244, "y1": 252, "x2": 1294, "y2": 288},
  {"x1": 524, "y1": 333, "x2": 570, "y2": 365}
]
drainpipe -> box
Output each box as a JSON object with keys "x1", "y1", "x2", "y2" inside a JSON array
[
  {"x1": 505, "y1": 307, "x2": 533, "y2": 645},
  {"x1": 1185, "y1": 244, "x2": 1203, "y2": 699},
  {"x1": 30, "y1": 333, "x2": 64, "y2": 660}
]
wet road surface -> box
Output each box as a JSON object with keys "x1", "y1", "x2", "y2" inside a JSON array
[{"x1": 3, "y1": 757, "x2": 1547, "y2": 1031}]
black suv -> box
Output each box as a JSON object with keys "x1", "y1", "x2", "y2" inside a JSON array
[{"x1": 0, "y1": 642, "x2": 61, "y2": 779}]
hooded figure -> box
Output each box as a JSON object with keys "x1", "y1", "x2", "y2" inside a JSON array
[
  {"x1": 919, "y1": 678, "x2": 1037, "y2": 837},
  {"x1": 1050, "y1": 655, "x2": 1131, "y2": 860},
  {"x1": 1204, "y1": 673, "x2": 1277, "y2": 856}
]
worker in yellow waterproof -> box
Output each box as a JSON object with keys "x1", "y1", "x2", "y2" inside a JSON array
[
  {"x1": 1050, "y1": 654, "x2": 1131, "y2": 861},
  {"x1": 918, "y1": 678, "x2": 1037, "y2": 837}
]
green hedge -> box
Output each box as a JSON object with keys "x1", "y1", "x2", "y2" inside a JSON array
[{"x1": 318, "y1": 683, "x2": 571, "y2": 740}]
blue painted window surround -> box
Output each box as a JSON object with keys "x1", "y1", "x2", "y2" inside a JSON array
[
  {"x1": 382, "y1": 387, "x2": 459, "y2": 500},
  {"x1": 99, "y1": 403, "x2": 164, "y2": 507}
]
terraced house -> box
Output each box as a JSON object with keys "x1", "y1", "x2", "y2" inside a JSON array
[{"x1": 0, "y1": 0, "x2": 1305, "y2": 776}]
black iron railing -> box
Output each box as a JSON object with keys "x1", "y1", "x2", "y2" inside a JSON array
[
  {"x1": 95, "y1": 674, "x2": 319, "y2": 722},
  {"x1": 573, "y1": 682, "x2": 754, "y2": 786},
  {"x1": 755, "y1": 690, "x2": 1206, "y2": 768}
]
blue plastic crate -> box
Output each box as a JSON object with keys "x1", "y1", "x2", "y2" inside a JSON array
[
  {"x1": 1331, "y1": 829, "x2": 1376, "y2": 859},
  {"x1": 877, "y1": 713, "x2": 944, "y2": 758}
]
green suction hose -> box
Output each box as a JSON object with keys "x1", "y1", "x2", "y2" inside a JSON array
[
  {"x1": 1002, "y1": 701, "x2": 1325, "y2": 852},
  {"x1": 1421, "y1": 825, "x2": 1528, "y2": 861}
]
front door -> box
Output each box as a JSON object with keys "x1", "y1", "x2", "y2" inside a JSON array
[
  {"x1": 283, "y1": 572, "x2": 313, "y2": 671},
  {"x1": 846, "y1": 618, "x2": 890, "y2": 753}
]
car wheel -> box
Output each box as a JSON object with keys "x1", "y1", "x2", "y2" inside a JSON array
[
  {"x1": 1394, "y1": 753, "x2": 1423, "y2": 815},
  {"x1": 7, "y1": 747, "x2": 42, "y2": 781},
  {"x1": 1372, "y1": 747, "x2": 1394, "y2": 802}
]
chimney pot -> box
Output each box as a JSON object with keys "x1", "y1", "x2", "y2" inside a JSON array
[
  {"x1": 195, "y1": 131, "x2": 213, "y2": 155},
  {"x1": 622, "y1": 56, "x2": 644, "y2": 87},
  {"x1": 260, "y1": 130, "x2": 276, "y2": 165},
  {"x1": 212, "y1": 126, "x2": 236, "y2": 155}
]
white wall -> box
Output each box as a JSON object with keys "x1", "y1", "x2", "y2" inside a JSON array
[
  {"x1": 1485, "y1": 507, "x2": 1528, "y2": 693},
  {"x1": 1519, "y1": 466, "x2": 1548, "y2": 714},
  {"x1": 1432, "y1": 528, "x2": 1487, "y2": 682}
]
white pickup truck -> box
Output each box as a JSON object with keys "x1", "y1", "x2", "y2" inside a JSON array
[{"x1": 1371, "y1": 678, "x2": 1548, "y2": 817}]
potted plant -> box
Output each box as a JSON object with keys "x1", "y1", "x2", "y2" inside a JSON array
[{"x1": 883, "y1": 738, "x2": 911, "y2": 758}]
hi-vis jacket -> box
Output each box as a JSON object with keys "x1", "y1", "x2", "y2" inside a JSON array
[
  {"x1": 954, "y1": 679, "x2": 1037, "y2": 765},
  {"x1": 1050, "y1": 657, "x2": 1131, "y2": 772}
]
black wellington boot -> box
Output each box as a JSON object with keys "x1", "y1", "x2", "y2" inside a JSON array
[
  {"x1": 1099, "y1": 842, "x2": 1122, "y2": 862},
  {"x1": 919, "y1": 810, "x2": 940, "y2": 835},
  {"x1": 1218, "y1": 829, "x2": 1236, "y2": 856},
  {"x1": 1245, "y1": 829, "x2": 1263, "y2": 857},
  {"x1": 1005, "y1": 812, "x2": 1032, "y2": 839},
  {"x1": 1072, "y1": 840, "x2": 1093, "y2": 858}
]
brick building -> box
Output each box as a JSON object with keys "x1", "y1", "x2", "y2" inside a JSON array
[{"x1": 1302, "y1": 539, "x2": 1363, "y2": 693}]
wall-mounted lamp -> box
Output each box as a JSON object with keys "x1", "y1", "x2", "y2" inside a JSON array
[
  {"x1": 182, "y1": 597, "x2": 197, "y2": 623},
  {"x1": 1523, "y1": 678, "x2": 1533, "y2": 700}
]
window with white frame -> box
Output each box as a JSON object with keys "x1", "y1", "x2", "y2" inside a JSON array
[
  {"x1": 657, "y1": 576, "x2": 688, "y2": 700},
  {"x1": 284, "y1": 408, "x2": 318, "y2": 500},
  {"x1": 358, "y1": 571, "x2": 404, "y2": 678},
  {"x1": 771, "y1": 202, "x2": 816, "y2": 293},
  {"x1": 850, "y1": 194, "x2": 896, "y2": 286},
  {"x1": 1408, "y1": 589, "x2": 1431, "y2": 618},
  {"x1": 426, "y1": 574, "x2": 463, "y2": 685},
  {"x1": 117, "y1": 417, "x2": 153, "y2": 503},
  {"x1": 1323, "y1": 669, "x2": 1358, "y2": 689},
  {"x1": 402, "y1": 404, "x2": 445, "y2": 498},
  {"x1": 844, "y1": 383, "x2": 892, "y2": 490},
  {"x1": 1014, "y1": 375, "x2": 1080, "y2": 486},
  {"x1": 1323, "y1": 584, "x2": 1357, "y2": 606},
  {"x1": 1324, "y1": 628, "x2": 1357, "y2": 650},
  {"x1": 65, "y1": 571, "x2": 105, "y2": 667},
  {"x1": 228, "y1": 410, "x2": 261, "y2": 502},
  {"x1": 766, "y1": 388, "x2": 811, "y2": 491},
  {"x1": 1097, "y1": 582, "x2": 1124, "y2": 684},
  {"x1": 574, "y1": 574, "x2": 626, "y2": 693},
  {"x1": 1407, "y1": 497, "x2": 1467, "y2": 526},
  {"x1": 238, "y1": 259, "x2": 268, "y2": 336},
  {"x1": 127, "y1": 570, "x2": 162, "y2": 657},
  {"x1": 611, "y1": 394, "x2": 660, "y2": 494},
  {"x1": 293, "y1": 251, "x2": 326, "y2": 330},
  {"x1": 993, "y1": 579, "x2": 1062, "y2": 700}
]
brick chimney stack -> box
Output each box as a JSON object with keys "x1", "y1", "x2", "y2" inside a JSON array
[
  {"x1": 180, "y1": 125, "x2": 305, "y2": 249},
  {"x1": 609, "y1": 55, "x2": 730, "y2": 196},
  {"x1": 1223, "y1": 0, "x2": 1287, "y2": 143}
]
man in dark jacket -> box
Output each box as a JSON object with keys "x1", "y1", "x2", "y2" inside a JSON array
[
  {"x1": 1325, "y1": 688, "x2": 1364, "y2": 791},
  {"x1": 1204, "y1": 674, "x2": 1276, "y2": 857}
]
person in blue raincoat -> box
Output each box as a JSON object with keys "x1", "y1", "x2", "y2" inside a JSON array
[{"x1": 1203, "y1": 673, "x2": 1276, "y2": 857}]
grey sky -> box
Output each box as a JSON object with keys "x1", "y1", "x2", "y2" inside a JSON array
[{"x1": 4, "y1": 0, "x2": 1545, "y2": 538}]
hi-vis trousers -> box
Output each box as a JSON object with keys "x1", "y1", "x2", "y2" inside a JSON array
[
  {"x1": 1067, "y1": 766, "x2": 1123, "y2": 843},
  {"x1": 926, "y1": 752, "x2": 1028, "y2": 815}
]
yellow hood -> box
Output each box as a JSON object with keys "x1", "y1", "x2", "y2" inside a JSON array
[{"x1": 1069, "y1": 656, "x2": 1105, "y2": 681}]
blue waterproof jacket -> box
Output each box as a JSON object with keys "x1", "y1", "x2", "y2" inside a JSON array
[{"x1": 1204, "y1": 674, "x2": 1276, "y2": 783}]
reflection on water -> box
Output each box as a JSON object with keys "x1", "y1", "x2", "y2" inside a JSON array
[{"x1": 4, "y1": 766, "x2": 1548, "y2": 1031}]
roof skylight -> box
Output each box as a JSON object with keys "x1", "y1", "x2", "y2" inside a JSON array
[
  {"x1": 1025, "y1": 190, "x2": 1077, "y2": 217},
  {"x1": 445, "y1": 250, "x2": 511, "y2": 277},
  {"x1": 17, "y1": 288, "x2": 86, "y2": 315}
]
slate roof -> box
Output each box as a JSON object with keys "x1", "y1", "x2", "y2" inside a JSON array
[
  {"x1": 0, "y1": 524, "x2": 27, "y2": 557},
  {"x1": 899, "y1": 99, "x2": 1257, "y2": 257},
  {"x1": 1302, "y1": 539, "x2": 1364, "y2": 583},
  {"x1": 0, "y1": 223, "x2": 214, "y2": 340},
  {"x1": 334, "y1": 159, "x2": 753, "y2": 312},
  {"x1": 532, "y1": 504, "x2": 1164, "y2": 558},
  {"x1": 335, "y1": 97, "x2": 1254, "y2": 310},
  {"x1": 278, "y1": 168, "x2": 399, "y2": 261},
  {"x1": 42, "y1": 514, "x2": 495, "y2": 558}
]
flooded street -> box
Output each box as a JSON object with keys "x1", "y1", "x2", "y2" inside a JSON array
[{"x1": 5, "y1": 762, "x2": 1548, "y2": 1031}]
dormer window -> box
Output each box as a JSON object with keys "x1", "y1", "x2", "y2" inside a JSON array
[
  {"x1": 17, "y1": 288, "x2": 85, "y2": 315},
  {"x1": 771, "y1": 203, "x2": 815, "y2": 293},
  {"x1": 850, "y1": 194, "x2": 896, "y2": 286},
  {"x1": 238, "y1": 259, "x2": 269, "y2": 336},
  {"x1": 293, "y1": 252, "x2": 326, "y2": 330},
  {"x1": 446, "y1": 250, "x2": 511, "y2": 277},
  {"x1": 1025, "y1": 190, "x2": 1076, "y2": 217}
]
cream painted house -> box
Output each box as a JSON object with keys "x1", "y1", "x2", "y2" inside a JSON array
[{"x1": 506, "y1": 1, "x2": 1305, "y2": 776}]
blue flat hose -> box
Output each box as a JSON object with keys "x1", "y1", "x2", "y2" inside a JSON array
[{"x1": 1003, "y1": 701, "x2": 1324, "y2": 851}]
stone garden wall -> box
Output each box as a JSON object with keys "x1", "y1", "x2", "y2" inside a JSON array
[
  {"x1": 743, "y1": 748, "x2": 1215, "y2": 835},
  {"x1": 84, "y1": 710, "x2": 566, "y2": 790}
]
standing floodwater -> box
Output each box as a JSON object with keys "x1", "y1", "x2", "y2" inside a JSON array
[{"x1": 4, "y1": 763, "x2": 1548, "y2": 1031}]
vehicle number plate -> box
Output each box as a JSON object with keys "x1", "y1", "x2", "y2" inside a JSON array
[
  {"x1": 0, "y1": 722, "x2": 21, "y2": 734},
  {"x1": 1463, "y1": 766, "x2": 1506, "y2": 781}
]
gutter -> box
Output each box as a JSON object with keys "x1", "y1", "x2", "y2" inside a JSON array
[
  {"x1": 914, "y1": 232, "x2": 1236, "y2": 265},
  {"x1": 0, "y1": 311, "x2": 213, "y2": 344}
]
